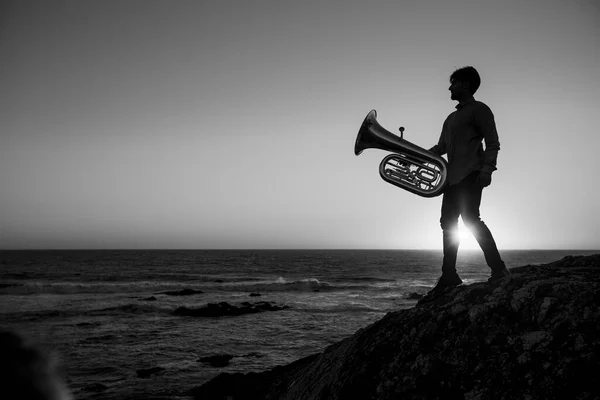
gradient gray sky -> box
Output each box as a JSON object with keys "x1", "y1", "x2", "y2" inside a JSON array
[{"x1": 1, "y1": 0, "x2": 599, "y2": 250}]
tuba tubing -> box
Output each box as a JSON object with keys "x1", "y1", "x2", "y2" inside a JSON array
[{"x1": 355, "y1": 110, "x2": 448, "y2": 197}]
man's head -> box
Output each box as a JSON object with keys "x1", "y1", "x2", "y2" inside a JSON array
[{"x1": 449, "y1": 66, "x2": 481, "y2": 101}]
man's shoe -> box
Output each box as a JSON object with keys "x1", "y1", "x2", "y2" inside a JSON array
[
  {"x1": 488, "y1": 267, "x2": 510, "y2": 283},
  {"x1": 428, "y1": 273, "x2": 463, "y2": 295}
]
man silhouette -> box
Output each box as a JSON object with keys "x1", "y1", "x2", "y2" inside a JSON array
[{"x1": 428, "y1": 66, "x2": 510, "y2": 293}]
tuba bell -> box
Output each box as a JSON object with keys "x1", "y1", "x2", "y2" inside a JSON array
[{"x1": 355, "y1": 110, "x2": 448, "y2": 197}]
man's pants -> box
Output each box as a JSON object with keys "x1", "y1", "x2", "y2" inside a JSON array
[{"x1": 439, "y1": 171, "x2": 505, "y2": 275}]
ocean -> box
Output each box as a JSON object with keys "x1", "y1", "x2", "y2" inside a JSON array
[{"x1": 1, "y1": 249, "x2": 597, "y2": 399}]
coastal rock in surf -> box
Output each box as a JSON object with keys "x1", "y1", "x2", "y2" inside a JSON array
[
  {"x1": 192, "y1": 254, "x2": 600, "y2": 400},
  {"x1": 159, "y1": 288, "x2": 204, "y2": 296},
  {"x1": 198, "y1": 353, "x2": 267, "y2": 368},
  {"x1": 173, "y1": 301, "x2": 290, "y2": 317},
  {"x1": 406, "y1": 292, "x2": 424, "y2": 300}
]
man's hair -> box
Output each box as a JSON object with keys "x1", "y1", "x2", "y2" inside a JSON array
[{"x1": 450, "y1": 66, "x2": 481, "y2": 95}]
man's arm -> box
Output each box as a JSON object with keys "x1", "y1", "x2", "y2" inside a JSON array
[
  {"x1": 475, "y1": 102, "x2": 500, "y2": 174},
  {"x1": 473, "y1": 102, "x2": 500, "y2": 187},
  {"x1": 429, "y1": 119, "x2": 448, "y2": 156}
]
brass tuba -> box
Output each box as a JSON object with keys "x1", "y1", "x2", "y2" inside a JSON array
[{"x1": 355, "y1": 110, "x2": 448, "y2": 197}]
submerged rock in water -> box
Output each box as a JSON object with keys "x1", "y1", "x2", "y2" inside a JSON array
[
  {"x1": 159, "y1": 288, "x2": 204, "y2": 296},
  {"x1": 192, "y1": 254, "x2": 600, "y2": 400},
  {"x1": 198, "y1": 354, "x2": 235, "y2": 368},
  {"x1": 82, "y1": 383, "x2": 108, "y2": 392},
  {"x1": 136, "y1": 366, "x2": 165, "y2": 378},
  {"x1": 173, "y1": 301, "x2": 289, "y2": 317}
]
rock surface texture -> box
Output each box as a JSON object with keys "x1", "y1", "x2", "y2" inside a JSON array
[{"x1": 192, "y1": 255, "x2": 600, "y2": 400}]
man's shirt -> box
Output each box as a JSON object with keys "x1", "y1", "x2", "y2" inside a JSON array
[{"x1": 430, "y1": 97, "x2": 500, "y2": 186}]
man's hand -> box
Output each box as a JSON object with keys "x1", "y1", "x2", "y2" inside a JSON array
[{"x1": 476, "y1": 171, "x2": 492, "y2": 188}]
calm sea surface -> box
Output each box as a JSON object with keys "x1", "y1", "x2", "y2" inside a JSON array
[{"x1": 1, "y1": 249, "x2": 597, "y2": 399}]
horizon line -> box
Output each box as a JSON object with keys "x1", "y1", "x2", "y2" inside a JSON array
[{"x1": 1, "y1": 248, "x2": 599, "y2": 252}]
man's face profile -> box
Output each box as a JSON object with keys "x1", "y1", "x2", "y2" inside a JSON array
[{"x1": 449, "y1": 79, "x2": 469, "y2": 101}]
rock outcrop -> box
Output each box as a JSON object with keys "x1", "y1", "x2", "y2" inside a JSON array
[{"x1": 192, "y1": 254, "x2": 600, "y2": 400}]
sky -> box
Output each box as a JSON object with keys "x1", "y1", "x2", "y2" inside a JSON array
[{"x1": 1, "y1": 0, "x2": 599, "y2": 250}]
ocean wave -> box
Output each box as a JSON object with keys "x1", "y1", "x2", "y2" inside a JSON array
[
  {"x1": 0, "y1": 303, "x2": 169, "y2": 320},
  {"x1": 343, "y1": 277, "x2": 397, "y2": 283},
  {"x1": 89, "y1": 303, "x2": 166, "y2": 315},
  {"x1": 293, "y1": 303, "x2": 382, "y2": 313},
  {"x1": 232, "y1": 277, "x2": 339, "y2": 293},
  {"x1": 0, "y1": 276, "x2": 372, "y2": 296},
  {"x1": 0, "y1": 281, "x2": 203, "y2": 295}
]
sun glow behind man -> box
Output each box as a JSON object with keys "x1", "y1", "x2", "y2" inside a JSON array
[{"x1": 457, "y1": 221, "x2": 480, "y2": 251}]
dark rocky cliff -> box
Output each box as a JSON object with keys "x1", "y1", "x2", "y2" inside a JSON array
[{"x1": 193, "y1": 254, "x2": 600, "y2": 400}]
